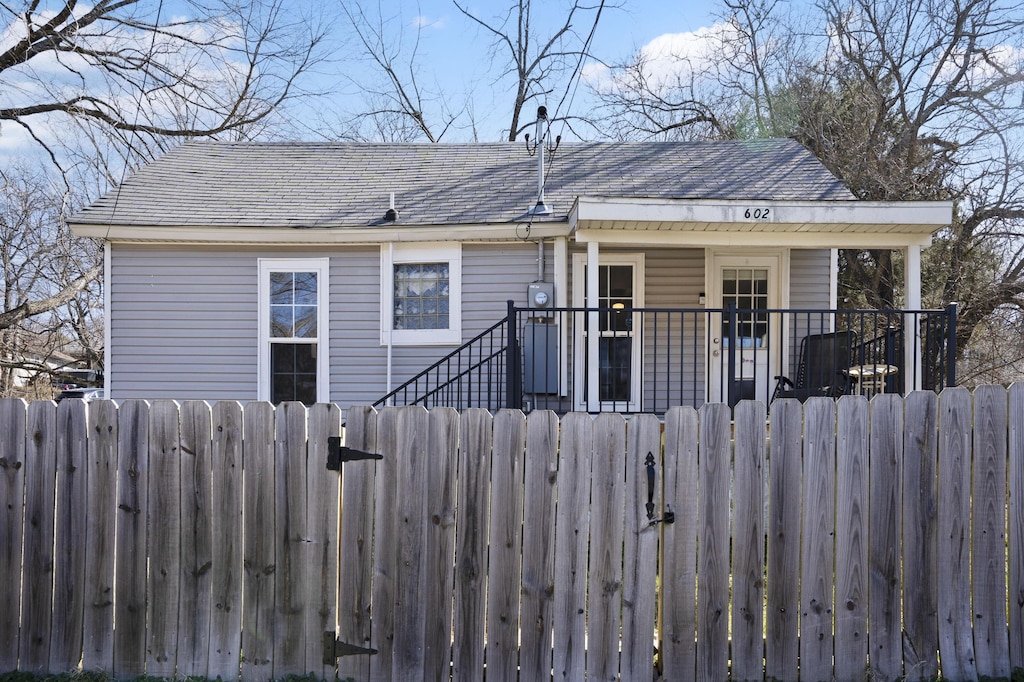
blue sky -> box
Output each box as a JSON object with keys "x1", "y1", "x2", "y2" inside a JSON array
[{"x1": 307, "y1": 0, "x2": 729, "y2": 141}]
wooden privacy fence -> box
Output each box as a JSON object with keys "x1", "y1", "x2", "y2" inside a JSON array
[{"x1": 3, "y1": 388, "x2": 1024, "y2": 680}]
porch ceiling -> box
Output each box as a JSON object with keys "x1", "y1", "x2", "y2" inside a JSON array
[{"x1": 569, "y1": 197, "x2": 952, "y2": 248}]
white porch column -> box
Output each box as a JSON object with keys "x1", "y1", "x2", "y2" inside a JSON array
[
  {"x1": 904, "y1": 244, "x2": 923, "y2": 392},
  {"x1": 587, "y1": 240, "x2": 600, "y2": 410},
  {"x1": 554, "y1": 237, "x2": 569, "y2": 396}
]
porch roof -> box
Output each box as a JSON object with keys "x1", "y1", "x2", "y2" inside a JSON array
[{"x1": 570, "y1": 197, "x2": 951, "y2": 248}]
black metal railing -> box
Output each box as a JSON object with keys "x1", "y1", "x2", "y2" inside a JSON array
[
  {"x1": 372, "y1": 317, "x2": 509, "y2": 411},
  {"x1": 375, "y1": 302, "x2": 958, "y2": 414}
]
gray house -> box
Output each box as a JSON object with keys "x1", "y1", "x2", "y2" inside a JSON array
[{"x1": 69, "y1": 136, "x2": 954, "y2": 413}]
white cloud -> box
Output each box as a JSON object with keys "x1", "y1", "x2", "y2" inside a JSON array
[
  {"x1": 412, "y1": 15, "x2": 446, "y2": 30},
  {"x1": 585, "y1": 22, "x2": 734, "y2": 96}
]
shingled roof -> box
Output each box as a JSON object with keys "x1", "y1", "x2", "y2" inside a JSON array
[{"x1": 70, "y1": 137, "x2": 855, "y2": 229}]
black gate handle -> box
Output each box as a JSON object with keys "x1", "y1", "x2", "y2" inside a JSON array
[{"x1": 645, "y1": 451, "x2": 675, "y2": 526}]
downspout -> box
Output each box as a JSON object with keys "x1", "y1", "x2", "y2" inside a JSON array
[{"x1": 386, "y1": 242, "x2": 394, "y2": 404}]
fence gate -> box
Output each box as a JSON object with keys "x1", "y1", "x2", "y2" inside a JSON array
[{"x1": 332, "y1": 404, "x2": 674, "y2": 681}]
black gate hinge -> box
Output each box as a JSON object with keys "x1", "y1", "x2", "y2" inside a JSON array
[
  {"x1": 322, "y1": 631, "x2": 378, "y2": 664},
  {"x1": 326, "y1": 436, "x2": 383, "y2": 471}
]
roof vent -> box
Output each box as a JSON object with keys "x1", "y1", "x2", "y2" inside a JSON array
[{"x1": 384, "y1": 192, "x2": 398, "y2": 222}]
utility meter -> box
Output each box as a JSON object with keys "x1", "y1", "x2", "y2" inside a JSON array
[{"x1": 528, "y1": 282, "x2": 554, "y2": 309}]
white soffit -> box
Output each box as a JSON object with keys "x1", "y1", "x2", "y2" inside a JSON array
[{"x1": 570, "y1": 197, "x2": 951, "y2": 247}]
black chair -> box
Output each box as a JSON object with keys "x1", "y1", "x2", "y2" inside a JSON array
[{"x1": 772, "y1": 331, "x2": 857, "y2": 402}]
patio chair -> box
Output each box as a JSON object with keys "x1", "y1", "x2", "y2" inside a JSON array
[{"x1": 772, "y1": 330, "x2": 857, "y2": 402}]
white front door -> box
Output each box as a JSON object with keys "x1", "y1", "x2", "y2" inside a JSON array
[
  {"x1": 573, "y1": 253, "x2": 644, "y2": 411},
  {"x1": 708, "y1": 253, "x2": 783, "y2": 405}
]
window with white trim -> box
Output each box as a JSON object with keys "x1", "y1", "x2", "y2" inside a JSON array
[
  {"x1": 258, "y1": 258, "x2": 329, "y2": 404},
  {"x1": 381, "y1": 243, "x2": 462, "y2": 345}
]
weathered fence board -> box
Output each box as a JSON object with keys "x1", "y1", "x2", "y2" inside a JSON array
[
  {"x1": 147, "y1": 400, "x2": 182, "y2": 678},
  {"x1": 660, "y1": 405, "x2": 699, "y2": 679},
  {"x1": 423, "y1": 407, "x2": 459, "y2": 680},
  {"x1": 4, "y1": 388, "x2": 1024, "y2": 682},
  {"x1": 835, "y1": 396, "x2": 868, "y2": 682},
  {"x1": 453, "y1": 408, "x2": 491, "y2": 680},
  {"x1": 766, "y1": 398, "x2": 801, "y2": 682},
  {"x1": 485, "y1": 409, "x2": 526, "y2": 682},
  {"x1": 731, "y1": 400, "x2": 766, "y2": 682},
  {"x1": 586, "y1": 414, "x2": 626, "y2": 682},
  {"x1": 273, "y1": 401, "x2": 309, "y2": 677},
  {"x1": 305, "y1": 402, "x2": 341, "y2": 682},
  {"x1": 902, "y1": 391, "x2": 939, "y2": 680},
  {"x1": 519, "y1": 409, "x2": 559, "y2": 681},
  {"x1": 973, "y1": 384, "x2": 1010, "y2": 679},
  {"x1": 113, "y1": 400, "x2": 149, "y2": 678},
  {"x1": 869, "y1": 394, "x2": 903, "y2": 682},
  {"x1": 697, "y1": 403, "x2": 731, "y2": 681},
  {"x1": 338, "y1": 405, "x2": 376, "y2": 682},
  {"x1": 241, "y1": 401, "x2": 275, "y2": 682},
  {"x1": 621, "y1": 413, "x2": 662, "y2": 682},
  {"x1": 50, "y1": 400, "x2": 88, "y2": 673},
  {"x1": 368, "y1": 406, "x2": 398, "y2": 682},
  {"x1": 393, "y1": 405, "x2": 429, "y2": 680},
  {"x1": 1011, "y1": 383, "x2": 1024, "y2": 671},
  {"x1": 552, "y1": 412, "x2": 592, "y2": 681},
  {"x1": 83, "y1": 399, "x2": 118, "y2": 673},
  {"x1": 938, "y1": 387, "x2": 978, "y2": 682},
  {"x1": 800, "y1": 398, "x2": 836, "y2": 682},
  {"x1": 0, "y1": 399, "x2": 27, "y2": 673},
  {"x1": 20, "y1": 401, "x2": 57, "y2": 673},
  {"x1": 178, "y1": 400, "x2": 213, "y2": 679},
  {"x1": 209, "y1": 401, "x2": 243, "y2": 682}
]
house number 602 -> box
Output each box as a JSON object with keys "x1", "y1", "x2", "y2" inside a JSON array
[{"x1": 744, "y1": 208, "x2": 770, "y2": 220}]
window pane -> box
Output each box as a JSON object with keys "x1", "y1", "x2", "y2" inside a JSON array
[
  {"x1": 294, "y1": 306, "x2": 317, "y2": 338},
  {"x1": 271, "y1": 343, "x2": 317, "y2": 405},
  {"x1": 269, "y1": 270, "x2": 318, "y2": 339},
  {"x1": 270, "y1": 272, "x2": 292, "y2": 305},
  {"x1": 271, "y1": 305, "x2": 293, "y2": 338},
  {"x1": 293, "y1": 272, "x2": 318, "y2": 305},
  {"x1": 394, "y1": 262, "x2": 450, "y2": 331}
]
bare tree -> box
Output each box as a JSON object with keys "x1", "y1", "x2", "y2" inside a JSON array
[
  {"x1": 0, "y1": 1, "x2": 329, "y2": 392},
  {"x1": 0, "y1": 165, "x2": 101, "y2": 397},
  {"x1": 1, "y1": 0, "x2": 328, "y2": 167},
  {"x1": 333, "y1": 0, "x2": 612, "y2": 142},
  {"x1": 595, "y1": 0, "x2": 1024, "y2": 382}
]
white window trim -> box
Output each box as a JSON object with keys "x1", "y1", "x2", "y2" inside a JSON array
[
  {"x1": 381, "y1": 243, "x2": 462, "y2": 346},
  {"x1": 257, "y1": 258, "x2": 330, "y2": 403}
]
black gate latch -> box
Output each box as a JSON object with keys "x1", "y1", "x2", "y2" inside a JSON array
[
  {"x1": 322, "y1": 631, "x2": 378, "y2": 664},
  {"x1": 326, "y1": 436, "x2": 383, "y2": 471},
  {"x1": 645, "y1": 452, "x2": 675, "y2": 526}
]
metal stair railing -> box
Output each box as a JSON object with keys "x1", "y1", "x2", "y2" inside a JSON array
[{"x1": 372, "y1": 317, "x2": 510, "y2": 411}]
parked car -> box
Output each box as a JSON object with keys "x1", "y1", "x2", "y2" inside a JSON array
[{"x1": 55, "y1": 387, "x2": 103, "y2": 402}]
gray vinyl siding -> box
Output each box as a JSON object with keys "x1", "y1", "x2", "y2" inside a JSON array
[
  {"x1": 785, "y1": 249, "x2": 835, "y2": 377},
  {"x1": 789, "y1": 249, "x2": 832, "y2": 310},
  {"x1": 109, "y1": 242, "x2": 545, "y2": 408},
  {"x1": 328, "y1": 242, "x2": 543, "y2": 406},
  {"x1": 109, "y1": 245, "x2": 259, "y2": 401},
  {"x1": 642, "y1": 248, "x2": 707, "y2": 410}
]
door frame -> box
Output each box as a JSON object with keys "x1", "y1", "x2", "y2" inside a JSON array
[
  {"x1": 572, "y1": 252, "x2": 645, "y2": 412},
  {"x1": 706, "y1": 250, "x2": 788, "y2": 404}
]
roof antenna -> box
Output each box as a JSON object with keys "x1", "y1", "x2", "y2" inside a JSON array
[{"x1": 525, "y1": 106, "x2": 557, "y2": 216}]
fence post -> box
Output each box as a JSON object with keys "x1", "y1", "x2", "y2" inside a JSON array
[
  {"x1": 505, "y1": 300, "x2": 522, "y2": 410},
  {"x1": 946, "y1": 302, "x2": 958, "y2": 388}
]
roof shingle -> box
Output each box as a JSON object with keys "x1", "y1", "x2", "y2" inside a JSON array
[{"x1": 70, "y1": 138, "x2": 855, "y2": 228}]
